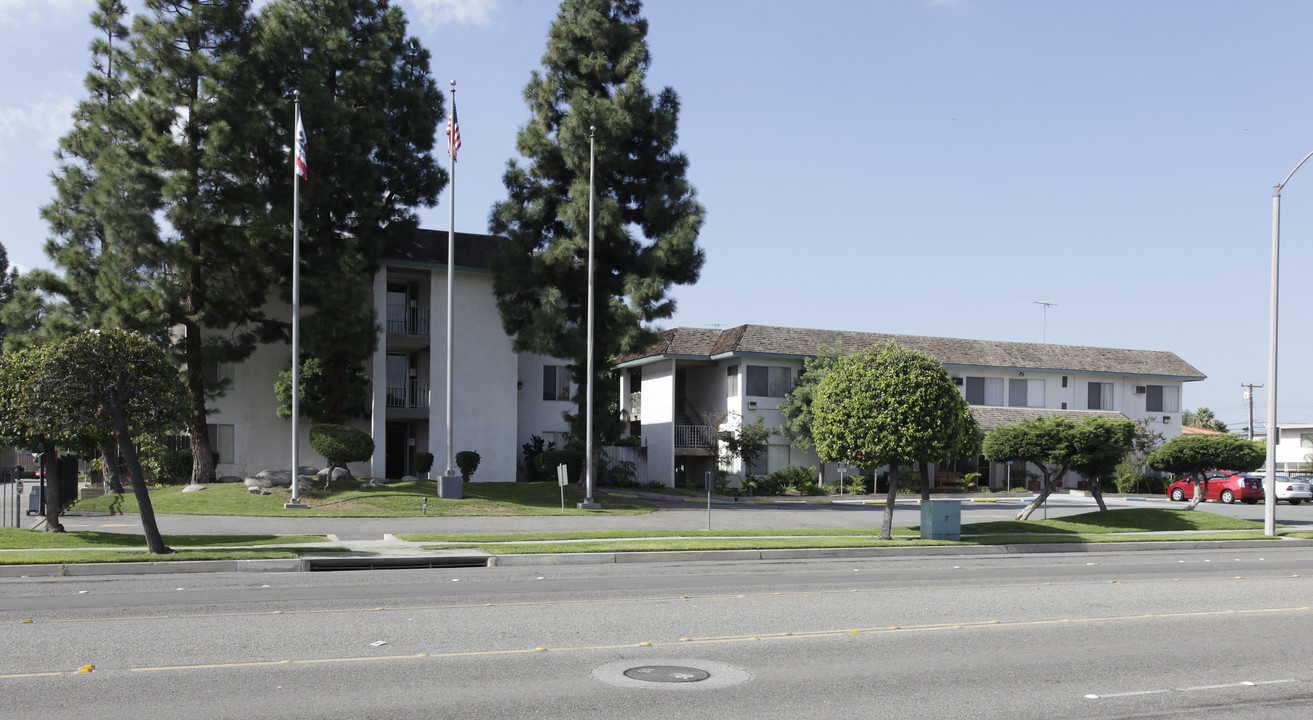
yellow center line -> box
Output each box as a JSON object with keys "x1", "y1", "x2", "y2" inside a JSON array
[
  {"x1": 16, "y1": 574, "x2": 1308, "y2": 627},
  {"x1": 7, "y1": 604, "x2": 1308, "y2": 679}
]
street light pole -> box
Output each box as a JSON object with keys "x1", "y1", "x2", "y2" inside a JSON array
[
  {"x1": 580, "y1": 126, "x2": 599, "y2": 509},
  {"x1": 1266, "y1": 150, "x2": 1313, "y2": 536}
]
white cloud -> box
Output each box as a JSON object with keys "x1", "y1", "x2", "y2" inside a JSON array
[
  {"x1": 0, "y1": 94, "x2": 75, "y2": 163},
  {"x1": 0, "y1": 0, "x2": 87, "y2": 27},
  {"x1": 409, "y1": 0, "x2": 499, "y2": 27}
]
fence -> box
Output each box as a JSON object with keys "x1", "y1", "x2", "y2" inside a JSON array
[
  {"x1": 0, "y1": 468, "x2": 20, "y2": 528},
  {"x1": 600, "y1": 445, "x2": 647, "y2": 486}
]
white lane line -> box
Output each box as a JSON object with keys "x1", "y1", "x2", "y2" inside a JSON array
[{"x1": 1087, "y1": 678, "x2": 1301, "y2": 700}]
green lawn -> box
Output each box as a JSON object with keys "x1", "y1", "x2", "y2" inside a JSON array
[
  {"x1": 0, "y1": 527, "x2": 329, "y2": 549},
  {"x1": 68, "y1": 479, "x2": 657, "y2": 517}
]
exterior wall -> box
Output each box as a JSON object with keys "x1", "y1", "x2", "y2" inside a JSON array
[
  {"x1": 516, "y1": 351, "x2": 577, "y2": 472},
  {"x1": 1271, "y1": 426, "x2": 1313, "y2": 474},
  {"x1": 426, "y1": 269, "x2": 518, "y2": 482},
  {"x1": 211, "y1": 264, "x2": 521, "y2": 483},
  {"x1": 205, "y1": 294, "x2": 373, "y2": 479},
  {"x1": 640, "y1": 360, "x2": 675, "y2": 485}
]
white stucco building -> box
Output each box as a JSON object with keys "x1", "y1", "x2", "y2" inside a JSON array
[
  {"x1": 206, "y1": 230, "x2": 572, "y2": 481},
  {"x1": 615, "y1": 325, "x2": 1207, "y2": 490}
]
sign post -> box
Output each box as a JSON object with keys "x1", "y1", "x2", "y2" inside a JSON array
[
  {"x1": 705, "y1": 471, "x2": 713, "y2": 530},
  {"x1": 836, "y1": 461, "x2": 848, "y2": 495},
  {"x1": 557, "y1": 463, "x2": 569, "y2": 512}
]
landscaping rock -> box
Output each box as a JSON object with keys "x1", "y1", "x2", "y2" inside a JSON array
[
  {"x1": 245, "y1": 477, "x2": 272, "y2": 489},
  {"x1": 181, "y1": 484, "x2": 207, "y2": 493},
  {"x1": 401, "y1": 475, "x2": 418, "y2": 483},
  {"x1": 316, "y1": 466, "x2": 355, "y2": 485}
]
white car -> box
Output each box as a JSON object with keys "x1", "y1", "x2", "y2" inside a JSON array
[{"x1": 1274, "y1": 475, "x2": 1313, "y2": 505}]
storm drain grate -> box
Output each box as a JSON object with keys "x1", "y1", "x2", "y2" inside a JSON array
[
  {"x1": 593, "y1": 658, "x2": 752, "y2": 690},
  {"x1": 623, "y1": 665, "x2": 711, "y2": 683}
]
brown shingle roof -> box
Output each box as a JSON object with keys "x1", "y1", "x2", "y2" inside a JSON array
[
  {"x1": 619, "y1": 324, "x2": 1205, "y2": 380},
  {"x1": 382, "y1": 229, "x2": 505, "y2": 270},
  {"x1": 970, "y1": 406, "x2": 1129, "y2": 430}
]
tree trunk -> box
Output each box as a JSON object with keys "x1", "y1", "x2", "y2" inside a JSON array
[
  {"x1": 100, "y1": 442, "x2": 124, "y2": 494},
  {"x1": 919, "y1": 460, "x2": 931, "y2": 504},
  {"x1": 183, "y1": 318, "x2": 216, "y2": 485},
  {"x1": 41, "y1": 441, "x2": 64, "y2": 533},
  {"x1": 1090, "y1": 477, "x2": 1108, "y2": 512},
  {"x1": 1184, "y1": 479, "x2": 1206, "y2": 511},
  {"x1": 115, "y1": 420, "x2": 172, "y2": 554},
  {"x1": 1015, "y1": 469, "x2": 1067, "y2": 520},
  {"x1": 879, "y1": 469, "x2": 898, "y2": 540}
]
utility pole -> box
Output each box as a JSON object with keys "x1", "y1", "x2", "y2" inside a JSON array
[{"x1": 1242, "y1": 382, "x2": 1263, "y2": 441}]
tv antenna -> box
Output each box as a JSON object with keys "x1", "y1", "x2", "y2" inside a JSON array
[{"x1": 1033, "y1": 301, "x2": 1057, "y2": 342}]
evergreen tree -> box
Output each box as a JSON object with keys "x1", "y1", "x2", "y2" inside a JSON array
[
  {"x1": 128, "y1": 0, "x2": 282, "y2": 484},
  {"x1": 491, "y1": 0, "x2": 706, "y2": 447},
  {"x1": 779, "y1": 341, "x2": 845, "y2": 476},
  {"x1": 0, "y1": 242, "x2": 16, "y2": 347},
  {"x1": 253, "y1": 0, "x2": 445, "y2": 424}
]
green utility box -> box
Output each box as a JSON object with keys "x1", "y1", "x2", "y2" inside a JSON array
[{"x1": 920, "y1": 499, "x2": 962, "y2": 541}]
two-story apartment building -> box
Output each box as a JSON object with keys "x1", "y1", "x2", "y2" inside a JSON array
[
  {"x1": 615, "y1": 324, "x2": 1206, "y2": 489},
  {"x1": 206, "y1": 230, "x2": 573, "y2": 482}
]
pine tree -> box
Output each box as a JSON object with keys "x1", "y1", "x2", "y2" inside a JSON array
[
  {"x1": 491, "y1": 0, "x2": 706, "y2": 447},
  {"x1": 125, "y1": 0, "x2": 286, "y2": 484},
  {"x1": 0, "y1": 242, "x2": 16, "y2": 348},
  {"x1": 253, "y1": 0, "x2": 446, "y2": 424}
]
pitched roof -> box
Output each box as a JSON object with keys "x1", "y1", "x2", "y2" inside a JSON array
[
  {"x1": 1181, "y1": 425, "x2": 1226, "y2": 435},
  {"x1": 382, "y1": 229, "x2": 505, "y2": 270},
  {"x1": 618, "y1": 324, "x2": 1205, "y2": 380},
  {"x1": 970, "y1": 406, "x2": 1128, "y2": 430}
]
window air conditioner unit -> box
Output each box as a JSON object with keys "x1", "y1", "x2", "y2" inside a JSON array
[{"x1": 1133, "y1": 385, "x2": 1146, "y2": 394}]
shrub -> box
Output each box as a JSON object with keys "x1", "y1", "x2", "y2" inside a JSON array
[
  {"x1": 455, "y1": 451, "x2": 480, "y2": 482},
  {"x1": 309, "y1": 424, "x2": 375, "y2": 488},
  {"x1": 597, "y1": 449, "x2": 637, "y2": 486},
  {"x1": 535, "y1": 448, "x2": 583, "y2": 484},
  {"x1": 520, "y1": 435, "x2": 555, "y2": 482},
  {"x1": 844, "y1": 475, "x2": 868, "y2": 495},
  {"x1": 158, "y1": 449, "x2": 193, "y2": 485},
  {"x1": 958, "y1": 472, "x2": 981, "y2": 493},
  {"x1": 413, "y1": 452, "x2": 434, "y2": 476}
]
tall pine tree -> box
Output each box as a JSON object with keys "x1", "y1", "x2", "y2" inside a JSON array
[
  {"x1": 124, "y1": 0, "x2": 283, "y2": 484},
  {"x1": 0, "y1": 242, "x2": 16, "y2": 348},
  {"x1": 491, "y1": 0, "x2": 705, "y2": 446},
  {"x1": 253, "y1": 0, "x2": 446, "y2": 424}
]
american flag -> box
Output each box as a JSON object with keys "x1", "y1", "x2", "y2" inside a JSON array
[
  {"x1": 294, "y1": 107, "x2": 308, "y2": 180},
  {"x1": 446, "y1": 103, "x2": 461, "y2": 162}
]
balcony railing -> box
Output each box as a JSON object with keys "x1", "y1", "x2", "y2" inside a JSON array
[
  {"x1": 386, "y1": 379, "x2": 430, "y2": 409},
  {"x1": 386, "y1": 306, "x2": 430, "y2": 336},
  {"x1": 675, "y1": 424, "x2": 716, "y2": 448}
]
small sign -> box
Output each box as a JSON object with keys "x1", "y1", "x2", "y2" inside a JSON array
[
  {"x1": 705, "y1": 471, "x2": 713, "y2": 493},
  {"x1": 557, "y1": 463, "x2": 569, "y2": 487}
]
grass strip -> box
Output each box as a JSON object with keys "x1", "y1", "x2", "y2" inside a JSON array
[
  {"x1": 0, "y1": 528, "x2": 329, "y2": 549},
  {"x1": 68, "y1": 480, "x2": 656, "y2": 517}
]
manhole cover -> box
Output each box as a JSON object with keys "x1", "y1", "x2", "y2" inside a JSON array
[
  {"x1": 593, "y1": 658, "x2": 752, "y2": 690},
  {"x1": 623, "y1": 665, "x2": 711, "y2": 683}
]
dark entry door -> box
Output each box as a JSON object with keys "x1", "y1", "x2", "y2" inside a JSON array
[{"x1": 386, "y1": 422, "x2": 409, "y2": 480}]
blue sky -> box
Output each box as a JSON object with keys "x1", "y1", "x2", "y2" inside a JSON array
[{"x1": 4, "y1": 0, "x2": 1313, "y2": 432}]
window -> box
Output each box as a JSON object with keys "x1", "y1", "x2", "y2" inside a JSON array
[
  {"x1": 1145, "y1": 385, "x2": 1180, "y2": 413},
  {"x1": 1088, "y1": 382, "x2": 1114, "y2": 410},
  {"x1": 965, "y1": 377, "x2": 1003, "y2": 406},
  {"x1": 1008, "y1": 379, "x2": 1045, "y2": 408},
  {"x1": 1300, "y1": 433, "x2": 1313, "y2": 448},
  {"x1": 543, "y1": 364, "x2": 571, "y2": 401},
  {"x1": 746, "y1": 365, "x2": 792, "y2": 398},
  {"x1": 765, "y1": 445, "x2": 791, "y2": 475},
  {"x1": 726, "y1": 366, "x2": 739, "y2": 397}
]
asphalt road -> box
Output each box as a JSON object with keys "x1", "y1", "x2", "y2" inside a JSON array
[{"x1": 4, "y1": 544, "x2": 1313, "y2": 719}]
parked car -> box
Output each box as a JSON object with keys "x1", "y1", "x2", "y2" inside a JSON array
[
  {"x1": 1279, "y1": 475, "x2": 1313, "y2": 504},
  {"x1": 1167, "y1": 471, "x2": 1264, "y2": 504}
]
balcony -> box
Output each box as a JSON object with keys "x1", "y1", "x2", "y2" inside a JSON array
[
  {"x1": 386, "y1": 379, "x2": 430, "y2": 409},
  {"x1": 386, "y1": 305, "x2": 431, "y2": 351},
  {"x1": 675, "y1": 424, "x2": 717, "y2": 455}
]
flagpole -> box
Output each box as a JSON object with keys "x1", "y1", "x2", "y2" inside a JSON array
[
  {"x1": 445, "y1": 80, "x2": 456, "y2": 479},
  {"x1": 580, "y1": 125, "x2": 598, "y2": 509},
  {"x1": 287, "y1": 91, "x2": 306, "y2": 509}
]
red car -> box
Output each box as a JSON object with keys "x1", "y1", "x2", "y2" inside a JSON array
[{"x1": 1167, "y1": 471, "x2": 1264, "y2": 504}]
